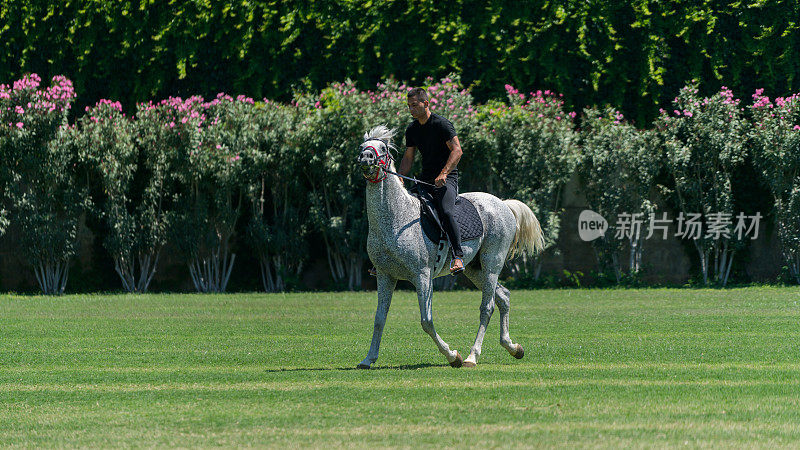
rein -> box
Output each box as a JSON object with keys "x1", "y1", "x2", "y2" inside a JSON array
[{"x1": 362, "y1": 143, "x2": 435, "y2": 187}]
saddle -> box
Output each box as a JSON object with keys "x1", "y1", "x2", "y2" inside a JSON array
[{"x1": 409, "y1": 184, "x2": 484, "y2": 275}]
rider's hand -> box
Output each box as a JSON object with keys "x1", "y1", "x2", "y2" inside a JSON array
[{"x1": 435, "y1": 172, "x2": 447, "y2": 188}]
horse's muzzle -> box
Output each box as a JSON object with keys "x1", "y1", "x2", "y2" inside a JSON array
[{"x1": 358, "y1": 149, "x2": 376, "y2": 166}]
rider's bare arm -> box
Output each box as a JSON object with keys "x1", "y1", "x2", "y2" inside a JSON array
[
  {"x1": 399, "y1": 146, "x2": 416, "y2": 177},
  {"x1": 441, "y1": 136, "x2": 462, "y2": 176}
]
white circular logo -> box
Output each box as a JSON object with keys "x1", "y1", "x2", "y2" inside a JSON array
[{"x1": 578, "y1": 210, "x2": 608, "y2": 242}]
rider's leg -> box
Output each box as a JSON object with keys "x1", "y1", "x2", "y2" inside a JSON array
[{"x1": 432, "y1": 177, "x2": 464, "y2": 268}]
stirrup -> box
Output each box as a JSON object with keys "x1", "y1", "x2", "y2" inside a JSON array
[
  {"x1": 368, "y1": 267, "x2": 377, "y2": 277},
  {"x1": 450, "y1": 258, "x2": 465, "y2": 274}
]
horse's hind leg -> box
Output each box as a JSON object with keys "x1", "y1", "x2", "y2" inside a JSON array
[
  {"x1": 495, "y1": 282, "x2": 524, "y2": 359},
  {"x1": 415, "y1": 272, "x2": 463, "y2": 368},
  {"x1": 463, "y1": 266, "x2": 495, "y2": 367}
]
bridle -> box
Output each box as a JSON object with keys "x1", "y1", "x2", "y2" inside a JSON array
[{"x1": 360, "y1": 140, "x2": 393, "y2": 184}]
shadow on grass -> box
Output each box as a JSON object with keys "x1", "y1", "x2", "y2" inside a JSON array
[{"x1": 264, "y1": 363, "x2": 444, "y2": 373}]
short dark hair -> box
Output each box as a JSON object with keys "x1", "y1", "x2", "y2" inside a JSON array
[{"x1": 407, "y1": 87, "x2": 429, "y2": 103}]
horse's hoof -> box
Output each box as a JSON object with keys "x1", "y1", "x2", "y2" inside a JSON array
[
  {"x1": 513, "y1": 344, "x2": 525, "y2": 359},
  {"x1": 450, "y1": 351, "x2": 463, "y2": 368},
  {"x1": 357, "y1": 363, "x2": 371, "y2": 369},
  {"x1": 463, "y1": 360, "x2": 477, "y2": 368}
]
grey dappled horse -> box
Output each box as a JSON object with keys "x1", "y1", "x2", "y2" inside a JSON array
[{"x1": 356, "y1": 126, "x2": 544, "y2": 368}]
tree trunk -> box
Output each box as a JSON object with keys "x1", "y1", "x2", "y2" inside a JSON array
[
  {"x1": 112, "y1": 251, "x2": 160, "y2": 293},
  {"x1": 694, "y1": 240, "x2": 709, "y2": 285},
  {"x1": 611, "y1": 252, "x2": 621, "y2": 284},
  {"x1": 188, "y1": 238, "x2": 236, "y2": 293},
  {"x1": 722, "y1": 250, "x2": 734, "y2": 287},
  {"x1": 33, "y1": 258, "x2": 70, "y2": 295},
  {"x1": 346, "y1": 254, "x2": 363, "y2": 290},
  {"x1": 534, "y1": 258, "x2": 543, "y2": 281}
]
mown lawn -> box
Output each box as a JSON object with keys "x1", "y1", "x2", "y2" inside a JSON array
[{"x1": 2, "y1": 287, "x2": 800, "y2": 447}]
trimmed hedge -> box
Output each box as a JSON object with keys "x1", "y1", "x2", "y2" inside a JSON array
[{"x1": 2, "y1": 1, "x2": 799, "y2": 126}]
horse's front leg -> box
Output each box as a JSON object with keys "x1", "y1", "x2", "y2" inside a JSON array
[
  {"x1": 416, "y1": 272, "x2": 463, "y2": 368},
  {"x1": 358, "y1": 272, "x2": 397, "y2": 369}
]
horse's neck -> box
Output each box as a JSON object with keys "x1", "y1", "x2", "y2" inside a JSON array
[{"x1": 365, "y1": 165, "x2": 417, "y2": 233}]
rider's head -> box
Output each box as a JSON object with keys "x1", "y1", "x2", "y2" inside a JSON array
[{"x1": 407, "y1": 88, "x2": 430, "y2": 120}]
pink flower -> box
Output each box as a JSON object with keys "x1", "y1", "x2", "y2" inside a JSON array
[
  {"x1": 794, "y1": 125, "x2": 800, "y2": 130},
  {"x1": 15, "y1": 122, "x2": 23, "y2": 129}
]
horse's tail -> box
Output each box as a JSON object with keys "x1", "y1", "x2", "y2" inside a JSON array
[{"x1": 503, "y1": 199, "x2": 545, "y2": 260}]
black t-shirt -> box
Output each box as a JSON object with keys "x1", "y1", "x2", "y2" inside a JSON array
[{"x1": 405, "y1": 113, "x2": 458, "y2": 183}]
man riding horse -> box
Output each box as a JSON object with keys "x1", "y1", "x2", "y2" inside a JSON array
[{"x1": 370, "y1": 87, "x2": 466, "y2": 276}]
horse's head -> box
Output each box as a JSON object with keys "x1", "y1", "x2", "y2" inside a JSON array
[{"x1": 357, "y1": 126, "x2": 396, "y2": 184}]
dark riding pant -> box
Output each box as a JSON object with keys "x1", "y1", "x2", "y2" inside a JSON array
[{"x1": 420, "y1": 176, "x2": 464, "y2": 259}]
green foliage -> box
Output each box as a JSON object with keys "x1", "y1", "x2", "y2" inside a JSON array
[
  {"x1": 0, "y1": 74, "x2": 86, "y2": 294},
  {"x1": 74, "y1": 100, "x2": 141, "y2": 286},
  {"x1": 168, "y1": 95, "x2": 250, "y2": 293},
  {"x1": 294, "y1": 80, "x2": 375, "y2": 290},
  {"x1": 6, "y1": 69, "x2": 800, "y2": 291},
  {"x1": 3, "y1": 1, "x2": 800, "y2": 126},
  {"x1": 480, "y1": 86, "x2": 580, "y2": 261},
  {"x1": 244, "y1": 100, "x2": 308, "y2": 292},
  {"x1": 749, "y1": 91, "x2": 800, "y2": 283},
  {"x1": 580, "y1": 107, "x2": 660, "y2": 281},
  {"x1": 658, "y1": 81, "x2": 748, "y2": 285}
]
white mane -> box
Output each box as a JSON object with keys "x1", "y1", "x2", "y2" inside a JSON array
[{"x1": 363, "y1": 125, "x2": 398, "y2": 153}]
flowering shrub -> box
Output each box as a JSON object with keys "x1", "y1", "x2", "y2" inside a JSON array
[
  {"x1": 657, "y1": 81, "x2": 747, "y2": 286},
  {"x1": 294, "y1": 80, "x2": 373, "y2": 290},
  {"x1": 478, "y1": 85, "x2": 579, "y2": 279},
  {"x1": 0, "y1": 74, "x2": 85, "y2": 294},
  {"x1": 134, "y1": 96, "x2": 206, "y2": 291},
  {"x1": 245, "y1": 100, "x2": 307, "y2": 292},
  {"x1": 580, "y1": 107, "x2": 660, "y2": 282},
  {"x1": 749, "y1": 89, "x2": 800, "y2": 283},
  {"x1": 166, "y1": 94, "x2": 252, "y2": 293},
  {"x1": 75, "y1": 100, "x2": 145, "y2": 292},
  {"x1": 10, "y1": 71, "x2": 800, "y2": 291}
]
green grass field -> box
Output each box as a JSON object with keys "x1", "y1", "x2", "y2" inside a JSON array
[{"x1": 2, "y1": 287, "x2": 800, "y2": 447}]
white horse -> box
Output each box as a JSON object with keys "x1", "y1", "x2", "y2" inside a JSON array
[{"x1": 356, "y1": 126, "x2": 544, "y2": 368}]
